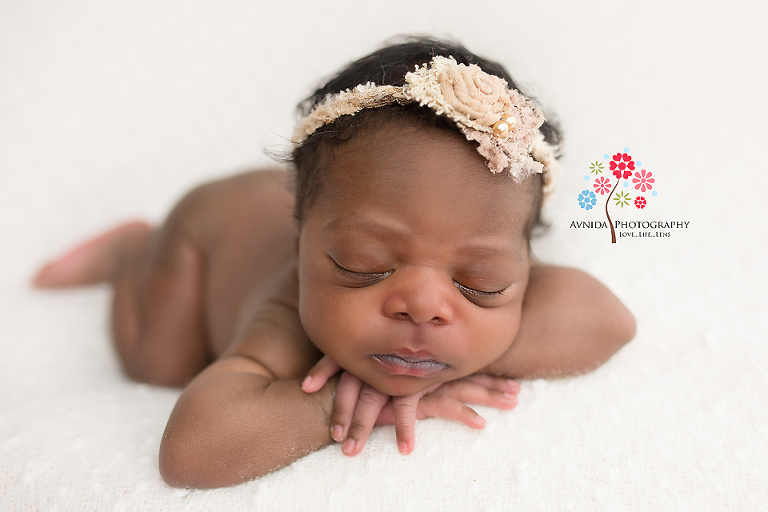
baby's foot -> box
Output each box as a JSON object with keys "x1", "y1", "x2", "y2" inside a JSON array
[{"x1": 33, "y1": 220, "x2": 151, "y2": 287}]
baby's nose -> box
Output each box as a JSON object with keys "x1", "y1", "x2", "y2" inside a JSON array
[{"x1": 382, "y1": 268, "x2": 455, "y2": 325}]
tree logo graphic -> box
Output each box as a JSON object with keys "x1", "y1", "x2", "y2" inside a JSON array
[{"x1": 577, "y1": 148, "x2": 657, "y2": 243}]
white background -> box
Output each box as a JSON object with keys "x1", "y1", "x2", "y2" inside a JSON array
[{"x1": 1, "y1": 0, "x2": 767, "y2": 510}]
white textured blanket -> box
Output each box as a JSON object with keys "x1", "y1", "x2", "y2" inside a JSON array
[{"x1": 2, "y1": 1, "x2": 767, "y2": 510}]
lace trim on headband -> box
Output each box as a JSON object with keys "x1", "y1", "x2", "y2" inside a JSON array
[
  {"x1": 293, "y1": 84, "x2": 408, "y2": 143},
  {"x1": 293, "y1": 56, "x2": 559, "y2": 194}
]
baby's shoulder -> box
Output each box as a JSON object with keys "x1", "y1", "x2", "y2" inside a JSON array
[{"x1": 527, "y1": 264, "x2": 603, "y2": 294}]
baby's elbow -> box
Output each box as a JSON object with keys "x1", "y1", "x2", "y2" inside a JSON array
[
  {"x1": 574, "y1": 271, "x2": 636, "y2": 370},
  {"x1": 159, "y1": 429, "x2": 273, "y2": 489},
  {"x1": 159, "y1": 433, "x2": 199, "y2": 488},
  {"x1": 617, "y1": 305, "x2": 636, "y2": 348},
  {"x1": 598, "y1": 292, "x2": 636, "y2": 362},
  {"x1": 159, "y1": 430, "x2": 226, "y2": 489}
]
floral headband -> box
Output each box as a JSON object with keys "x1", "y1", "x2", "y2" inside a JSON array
[{"x1": 293, "y1": 56, "x2": 559, "y2": 196}]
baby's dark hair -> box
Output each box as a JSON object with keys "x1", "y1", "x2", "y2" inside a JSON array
[{"x1": 291, "y1": 36, "x2": 562, "y2": 236}]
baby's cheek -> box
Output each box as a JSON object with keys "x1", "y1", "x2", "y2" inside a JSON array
[
  {"x1": 470, "y1": 309, "x2": 521, "y2": 369},
  {"x1": 297, "y1": 288, "x2": 331, "y2": 351},
  {"x1": 299, "y1": 289, "x2": 358, "y2": 357}
]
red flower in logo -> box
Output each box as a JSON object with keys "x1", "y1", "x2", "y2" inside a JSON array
[
  {"x1": 634, "y1": 196, "x2": 647, "y2": 209},
  {"x1": 632, "y1": 169, "x2": 654, "y2": 192},
  {"x1": 610, "y1": 152, "x2": 635, "y2": 180},
  {"x1": 593, "y1": 176, "x2": 611, "y2": 195}
]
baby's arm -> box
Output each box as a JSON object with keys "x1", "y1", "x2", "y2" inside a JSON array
[
  {"x1": 158, "y1": 269, "x2": 338, "y2": 488},
  {"x1": 160, "y1": 357, "x2": 337, "y2": 488},
  {"x1": 479, "y1": 264, "x2": 636, "y2": 378}
]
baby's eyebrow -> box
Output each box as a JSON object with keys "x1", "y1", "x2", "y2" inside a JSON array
[
  {"x1": 326, "y1": 218, "x2": 521, "y2": 261},
  {"x1": 455, "y1": 242, "x2": 522, "y2": 262}
]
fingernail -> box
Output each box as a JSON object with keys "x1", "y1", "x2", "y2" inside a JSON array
[
  {"x1": 503, "y1": 392, "x2": 517, "y2": 400},
  {"x1": 301, "y1": 376, "x2": 312, "y2": 391},
  {"x1": 477, "y1": 416, "x2": 487, "y2": 428},
  {"x1": 332, "y1": 424, "x2": 343, "y2": 442},
  {"x1": 398, "y1": 441, "x2": 409, "y2": 455},
  {"x1": 507, "y1": 379, "x2": 521, "y2": 391},
  {"x1": 342, "y1": 438, "x2": 356, "y2": 455}
]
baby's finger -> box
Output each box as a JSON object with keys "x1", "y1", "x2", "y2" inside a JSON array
[
  {"x1": 342, "y1": 385, "x2": 389, "y2": 457},
  {"x1": 330, "y1": 371, "x2": 363, "y2": 442},
  {"x1": 377, "y1": 383, "x2": 439, "y2": 425},
  {"x1": 375, "y1": 402, "x2": 395, "y2": 425},
  {"x1": 419, "y1": 394, "x2": 487, "y2": 430},
  {"x1": 460, "y1": 374, "x2": 521, "y2": 394},
  {"x1": 391, "y1": 395, "x2": 420, "y2": 455},
  {"x1": 301, "y1": 355, "x2": 342, "y2": 393},
  {"x1": 436, "y1": 380, "x2": 518, "y2": 410}
]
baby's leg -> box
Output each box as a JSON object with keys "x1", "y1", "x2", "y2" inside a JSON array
[
  {"x1": 34, "y1": 221, "x2": 151, "y2": 287},
  {"x1": 35, "y1": 217, "x2": 210, "y2": 387}
]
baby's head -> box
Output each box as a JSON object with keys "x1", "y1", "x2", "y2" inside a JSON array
[{"x1": 291, "y1": 37, "x2": 561, "y2": 396}]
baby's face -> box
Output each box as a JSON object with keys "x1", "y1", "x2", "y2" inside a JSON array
[{"x1": 297, "y1": 119, "x2": 536, "y2": 396}]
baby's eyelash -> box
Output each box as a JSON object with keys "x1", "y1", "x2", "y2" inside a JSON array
[
  {"x1": 453, "y1": 281, "x2": 506, "y2": 299},
  {"x1": 330, "y1": 256, "x2": 505, "y2": 298},
  {"x1": 331, "y1": 259, "x2": 392, "y2": 284}
]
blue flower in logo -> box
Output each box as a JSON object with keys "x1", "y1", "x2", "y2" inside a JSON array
[{"x1": 578, "y1": 190, "x2": 597, "y2": 210}]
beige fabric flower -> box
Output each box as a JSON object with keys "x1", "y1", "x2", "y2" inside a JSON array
[
  {"x1": 438, "y1": 64, "x2": 509, "y2": 127},
  {"x1": 292, "y1": 55, "x2": 560, "y2": 198}
]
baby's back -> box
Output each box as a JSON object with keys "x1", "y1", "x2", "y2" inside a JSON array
[{"x1": 176, "y1": 169, "x2": 299, "y2": 355}]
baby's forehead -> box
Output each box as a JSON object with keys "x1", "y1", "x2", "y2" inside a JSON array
[
  {"x1": 316, "y1": 158, "x2": 532, "y2": 245},
  {"x1": 301, "y1": 114, "x2": 542, "y2": 240}
]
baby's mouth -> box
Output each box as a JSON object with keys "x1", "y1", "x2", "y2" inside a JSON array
[{"x1": 371, "y1": 354, "x2": 448, "y2": 378}]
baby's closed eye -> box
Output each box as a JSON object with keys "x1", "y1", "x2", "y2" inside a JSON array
[{"x1": 330, "y1": 257, "x2": 392, "y2": 286}]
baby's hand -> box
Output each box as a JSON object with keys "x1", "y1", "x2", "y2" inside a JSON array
[{"x1": 302, "y1": 356, "x2": 520, "y2": 456}]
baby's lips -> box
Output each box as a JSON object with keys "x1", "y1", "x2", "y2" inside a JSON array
[
  {"x1": 372, "y1": 354, "x2": 447, "y2": 378},
  {"x1": 391, "y1": 348, "x2": 441, "y2": 362}
]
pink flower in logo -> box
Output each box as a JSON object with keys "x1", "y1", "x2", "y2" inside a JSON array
[
  {"x1": 634, "y1": 196, "x2": 647, "y2": 209},
  {"x1": 593, "y1": 176, "x2": 611, "y2": 195},
  {"x1": 610, "y1": 152, "x2": 635, "y2": 180},
  {"x1": 633, "y1": 169, "x2": 654, "y2": 192}
]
